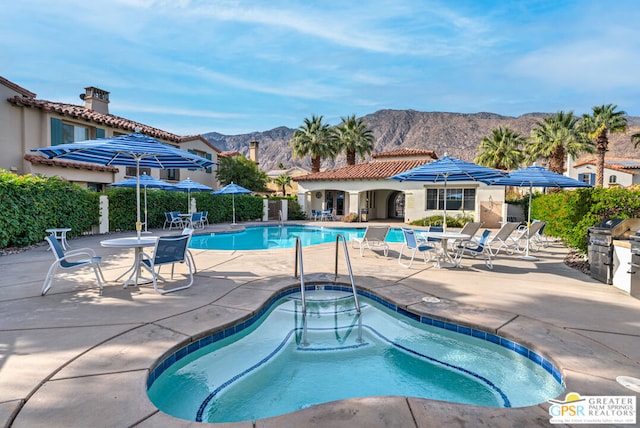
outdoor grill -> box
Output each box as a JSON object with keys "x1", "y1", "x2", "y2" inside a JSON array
[
  {"x1": 587, "y1": 218, "x2": 640, "y2": 284},
  {"x1": 627, "y1": 233, "x2": 640, "y2": 298}
]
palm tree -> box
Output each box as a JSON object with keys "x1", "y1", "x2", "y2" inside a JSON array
[
  {"x1": 580, "y1": 104, "x2": 628, "y2": 187},
  {"x1": 272, "y1": 174, "x2": 292, "y2": 196},
  {"x1": 527, "y1": 111, "x2": 593, "y2": 174},
  {"x1": 333, "y1": 115, "x2": 375, "y2": 165},
  {"x1": 290, "y1": 115, "x2": 337, "y2": 173},
  {"x1": 474, "y1": 127, "x2": 526, "y2": 170},
  {"x1": 632, "y1": 131, "x2": 640, "y2": 149}
]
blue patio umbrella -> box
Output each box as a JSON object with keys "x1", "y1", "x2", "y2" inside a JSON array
[
  {"x1": 110, "y1": 173, "x2": 168, "y2": 233},
  {"x1": 212, "y1": 182, "x2": 252, "y2": 224},
  {"x1": 388, "y1": 155, "x2": 507, "y2": 230},
  {"x1": 31, "y1": 132, "x2": 216, "y2": 238},
  {"x1": 489, "y1": 165, "x2": 592, "y2": 259},
  {"x1": 165, "y1": 178, "x2": 213, "y2": 213}
]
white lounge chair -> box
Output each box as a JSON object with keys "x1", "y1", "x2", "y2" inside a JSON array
[
  {"x1": 513, "y1": 221, "x2": 547, "y2": 253},
  {"x1": 42, "y1": 235, "x2": 105, "y2": 296},
  {"x1": 450, "y1": 221, "x2": 483, "y2": 250},
  {"x1": 398, "y1": 228, "x2": 436, "y2": 268},
  {"x1": 351, "y1": 225, "x2": 390, "y2": 256},
  {"x1": 487, "y1": 222, "x2": 521, "y2": 256}
]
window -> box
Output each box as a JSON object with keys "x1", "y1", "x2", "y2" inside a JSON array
[
  {"x1": 578, "y1": 173, "x2": 595, "y2": 185},
  {"x1": 87, "y1": 183, "x2": 104, "y2": 192},
  {"x1": 609, "y1": 175, "x2": 617, "y2": 184},
  {"x1": 51, "y1": 118, "x2": 89, "y2": 145},
  {"x1": 160, "y1": 169, "x2": 179, "y2": 181},
  {"x1": 426, "y1": 188, "x2": 476, "y2": 211},
  {"x1": 126, "y1": 167, "x2": 151, "y2": 177}
]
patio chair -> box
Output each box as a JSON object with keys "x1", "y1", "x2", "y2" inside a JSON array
[
  {"x1": 201, "y1": 211, "x2": 209, "y2": 227},
  {"x1": 454, "y1": 229, "x2": 493, "y2": 270},
  {"x1": 310, "y1": 209, "x2": 320, "y2": 221},
  {"x1": 398, "y1": 228, "x2": 436, "y2": 268},
  {"x1": 320, "y1": 209, "x2": 335, "y2": 221},
  {"x1": 189, "y1": 211, "x2": 204, "y2": 229},
  {"x1": 181, "y1": 227, "x2": 197, "y2": 273},
  {"x1": 42, "y1": 235, "x2": 105, "y2": 296},
  {"x1": 351, "y1": 225, "x2": 390, "y2": 257},
  {"x1": 164, "y1": 212, "x2": 184, "y2": 230},
  {"x1": 140, "y1": 234, "x2": 193, "y2": 294},
  {"x1": 487, "y1": 222, "x2": 521, "y2": 256}
]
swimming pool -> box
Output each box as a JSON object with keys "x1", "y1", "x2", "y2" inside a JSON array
[
  {"x1": 147, "y1": 287, "x2": 564, "y2": 423},
  {"x1": 189, "y1": 225, "x2": 404, "y2": 250}
]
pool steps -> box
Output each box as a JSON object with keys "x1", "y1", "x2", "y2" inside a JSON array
[{"x1": 295, "y1": 234, "x2": 361, "y2": 315}]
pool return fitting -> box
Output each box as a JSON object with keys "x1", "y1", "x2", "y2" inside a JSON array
[{"x1": 293, "y1": 234, "x2": 361, "y2": 314}]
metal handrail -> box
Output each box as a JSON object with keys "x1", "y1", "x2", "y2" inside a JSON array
[
  {"x1": 334, "y1": 234, "x2": 361, "y2": 313},
  {"x1": 294, "y1": 236, "x2": 306, "y2": 314}
]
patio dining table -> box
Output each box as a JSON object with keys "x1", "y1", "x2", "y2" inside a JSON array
[
  {"x1": 417, "y1": 231, "x2": 470, "y2": 268},
  {"x1": 100, "y1": 236, "x2": 159, "y2": 287}
]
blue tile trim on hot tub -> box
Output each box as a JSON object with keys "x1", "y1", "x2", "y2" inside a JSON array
[{"x1": 147, "y1": 284, "x2": 564, "y2": 391}]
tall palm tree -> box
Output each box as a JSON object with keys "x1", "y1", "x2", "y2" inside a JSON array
[
  {"x1": 474, "y1": 127, "x2": 526, "y2": 170},
  {"x1": 333, "y1": 115, "x2": 375, "y2": 166},
  {"x1": 527, "y1": 111, "x2": 594, "y2": 174},
  {"x1": 289, "y1": 115, "x2": 336, "y2": 173},
  {"x1": 272, "y1": 174, "x2": 292, "y2": 196},
  {"x1": 580, "y1": 104, "x2": 628, "y2": 187}
]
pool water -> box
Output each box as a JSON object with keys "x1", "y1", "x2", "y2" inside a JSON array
[
  {"x1": 189, "y1": 225, "x2": 404, "y2": 250},
  {"x1": 147, "y1": 290, "x2": 564, "y2": 423}
]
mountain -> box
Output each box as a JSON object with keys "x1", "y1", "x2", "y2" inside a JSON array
[{"x1": 202, "y1": 110, "x2": 640, "y2": 171}]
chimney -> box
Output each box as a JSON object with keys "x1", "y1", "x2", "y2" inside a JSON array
[
  {"x1": 80, "y1": 87, "x2": 110, "y2": 114},
  {"x1": 249, "y1": 140, "x2": 259, "y2": 164}
]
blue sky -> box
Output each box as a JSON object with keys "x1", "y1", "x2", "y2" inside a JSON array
[{"x1": 3, "y1": 1, "x2": 639, "y2": 136}]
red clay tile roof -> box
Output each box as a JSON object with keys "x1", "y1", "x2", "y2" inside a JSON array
[
  {"x1": 219, "y1": 150, "x2": 242, "y2": 158},
  {"x1": 24, "y1": 154, "x2": 120, "y2": 172},
  {"x1": 371, "y1": 148, "x2": 438, "y2": 159},
  {"x1": 294, "y1": 159, "x2": 431, "y2": 181},
  {"x1": 7, "y1": 96, "x2": 220, "y2": 152},
  {"x1": 0, "y1": 76, "x2": 36, "y2": 98},
  {"x1": 573, "y1": 158, "x2": 640, "y2": 175}
]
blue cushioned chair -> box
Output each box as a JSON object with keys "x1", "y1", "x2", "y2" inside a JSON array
[
  {"x1": 454, "y1": 229, "x2": 493, "y2": 270},
  {"x1": 141, "y1": 234, "x2": 193, "y2": 294},
  {"x1": 42, "y1": 236, "x2": 104, "y2": 296},
  {"x1": 398, "y1": 228, "x2": 436, "y2": 268}
]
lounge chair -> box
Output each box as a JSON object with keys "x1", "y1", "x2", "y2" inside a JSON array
[
  {"x1": 42, "y1": 235, "x2": 105, "y2": 295},
  {"x1": 487, "y1": 222, "x2": 521, "y2": 256},
  {"x1": 454, "y1": 229, "x2": 493, "y2": 270},
  {"x1": 513, "y1": 221, "x2": 547, "y2": 253},
  {"x1": 141, "y1": 234, "x2": 193, "y2": 294},
  {"x1": 398, "y1": 228, "x2": 436, "y2": 268},
  {"x1": 450, "y1": 221, "x2": 483, "y2": 249},
  {"x1": 351, "y1": 225, "x2": 390, "y2": 256},
  {"x1": 531, "y1": 221, "x2": 550, "y2": 250}
]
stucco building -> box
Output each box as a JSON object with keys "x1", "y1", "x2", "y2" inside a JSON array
[
  {"x1": 295, "y1": 149, "x2": 505, "y2": 227},
  {"x1": 1, "y1": 76, "x2": 220, "y2": 190}
]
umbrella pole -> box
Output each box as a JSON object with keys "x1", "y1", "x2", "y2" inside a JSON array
[
  {"x1": 232, "y1": 193, "x2": 236, "y2": 224},
  {"x1": 442, "y1": 178, "x2": 448, "y2": 232},
  {"x1": 520, "y1": 184, "x2": 537, "y2": 261},
  {"x1": 143, "y1": 185, "x2": 150, "y2": 234},
  {"x1": 135, "y1": 160, "x2": 142, "y2": 240}
]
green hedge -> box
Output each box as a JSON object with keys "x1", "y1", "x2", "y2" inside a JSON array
[
  {"x1": 106, "y1": 188, "x2": 265, "y2": 230},
  {"x1": 0, "y1": 169, "x2": 99, "y2": 248},
  {"x1": 532, "y1": 187, "x2": 640, "y2": 253}
]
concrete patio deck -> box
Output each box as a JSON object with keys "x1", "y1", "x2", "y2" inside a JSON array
[{"x1": 0, "y1": 222, "x2": 638, "y2": 427}]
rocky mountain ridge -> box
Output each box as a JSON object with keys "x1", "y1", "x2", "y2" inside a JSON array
[{"x1": 203, "y1": 110, "x2": 640, "y2": 171}]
